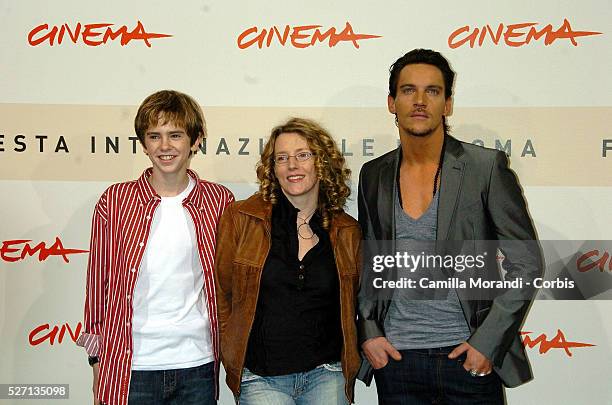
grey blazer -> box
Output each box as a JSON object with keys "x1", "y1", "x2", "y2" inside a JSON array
[{"x1": 356, "y1": 135, "x2": 543, "y2": 388}]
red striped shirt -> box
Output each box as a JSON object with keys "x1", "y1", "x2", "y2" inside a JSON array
[{"x1": 76, "y1": 168, "x2": 234, "y2": 405}]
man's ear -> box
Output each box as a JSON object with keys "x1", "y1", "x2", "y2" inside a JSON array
[
  {"x1": 191, "y1": 134, "x2": 203, "y2": 154},
  {"x1": 387, "y1": 95, "x2": 396, "y2": 114},
  {"x1": 444, "y1": 97, "x2": 453, "y2": 117}
]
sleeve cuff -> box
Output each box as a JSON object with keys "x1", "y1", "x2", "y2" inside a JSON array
[
  {"x1": 357, "y1": 319, "x2": 384, "y2": 346},
  {"x1": 76, "y1": 333, "x2": 100, "y2": 356}
]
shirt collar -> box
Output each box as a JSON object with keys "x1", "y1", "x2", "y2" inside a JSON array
[
  {"x1": 136, "y1": 168, "x2": 202, "y2": 205},
  {"x1": 275, "y1": 190, "x2": 323, "y2": 230}
]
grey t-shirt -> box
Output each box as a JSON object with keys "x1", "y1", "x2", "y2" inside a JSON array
[{"x1": 385, "y1": 191, "x2": 471, "y2": 349}]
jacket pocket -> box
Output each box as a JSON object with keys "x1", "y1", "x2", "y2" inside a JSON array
[
  {"x1": 475, "y1": 306, "x2": 491, "y2": 327},
  {"x1": 231, "y1": 259, "x2": 258, "y2": 304}
]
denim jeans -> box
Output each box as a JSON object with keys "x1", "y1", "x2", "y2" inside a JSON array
[
  {"x1": 239, "y1": 361, "x2": 347, "y2": 405},
  {"x1": 128, "y1": 361, "x2": 216, "y2": 405},
  {"x1": 374, "y1": 346, "x2": 504, "y2": 405}
]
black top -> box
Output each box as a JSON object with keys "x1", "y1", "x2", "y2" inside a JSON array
[{"x1": 244, "y1": 192, "x2": 342, "y2": 376}]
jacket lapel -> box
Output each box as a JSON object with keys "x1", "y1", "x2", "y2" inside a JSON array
[
  {"x1": 437, "y1": 136, "x2": 465, "y2": 241},
  {"x1": 378, "y1": 148, "x2": 400, "y2": 240},
  {"x1": 436, "y1": 137, "x2": 476, "y2": 324}
]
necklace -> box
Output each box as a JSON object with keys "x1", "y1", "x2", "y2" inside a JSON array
[
  {"x1": 396, "y1": 137, "x2": 446, "y2": 203},
  {"x1": 297, "y1": 207, "x2": 317, "y2": 240},
  {"x1": 432, "y1": 137, "x2": 446, "y2": 197},
  {"x1": 432, "y1": 164, "x2": 442, "y2": 197}
]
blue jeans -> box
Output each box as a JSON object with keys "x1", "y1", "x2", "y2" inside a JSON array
[
  {"x1": 374, "y1": 346, "x2": 504, "y2": 405},
  {"x1": 239, "y1": 362, "x2": 347, "y2": 405},
  {"x1": 128, "y1": 361, "x2": 216, "y2": 405}
]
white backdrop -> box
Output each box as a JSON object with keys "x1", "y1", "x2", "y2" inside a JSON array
[{"x1": 1, "y1": 1, "x2": 611, "y2": 404}]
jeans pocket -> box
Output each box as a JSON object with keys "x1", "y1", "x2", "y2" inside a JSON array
[
  {"x1": 374, "y1": 358, "x2": 396, "y2": 373},
  {"x1": 241, "y1": 368, "x2": 261, "y2": 383},
  {"x1": 196, "y1": 361, "x2": 215, "y2": 379},
  {"x1": 321, "y1": 361, "x2": 343, "y2": 372},
  {"x1": 461, "y1": 366, "x2": 497, "y2": 383}
]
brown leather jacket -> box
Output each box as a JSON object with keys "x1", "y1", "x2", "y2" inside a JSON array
[{"x1": 214, "y1": 194, "x2": 362, "y2": 402}]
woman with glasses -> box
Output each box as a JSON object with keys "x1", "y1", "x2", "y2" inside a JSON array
[{"x1": 214, "y1": 117, "x2": 361, "y2": 404}]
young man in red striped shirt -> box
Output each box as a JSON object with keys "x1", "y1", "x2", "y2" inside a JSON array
[{"x1": 77, "y1": 90, "x2": 234, "y2": 405}]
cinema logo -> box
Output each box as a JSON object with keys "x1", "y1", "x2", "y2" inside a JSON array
[
  {"x1": 521, "y1": 329, "x2": 595, "y2": 357},
  {"x1": 1, "y1": 237, "x2": 88, "y2": 263},
  {"x1": 448, "y1": 19, "x2": 602, "y2": 49},
  {"x1": 237, "y1": 22, "x2": 381, "y2": 49},
  {"x1": 577, "y1": 250, "x2": 612, "y2": 273},
  {"x1": 29, "y1": 322, "x2": 82, "y2": 346},
  {"x1": 28, "y1": 21, "x2": 172, "y2": 47}
]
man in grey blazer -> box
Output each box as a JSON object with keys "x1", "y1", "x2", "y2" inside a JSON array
[{"x1": 357, "y1": 49, "x2": 542, "y2": 404}]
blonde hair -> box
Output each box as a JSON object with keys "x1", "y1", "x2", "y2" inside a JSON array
[{"x1": 256, "y1": 117, "x2": 351, "y2": 229}]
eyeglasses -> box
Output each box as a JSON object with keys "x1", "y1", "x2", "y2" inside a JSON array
[{"x1": 274, "y1": 151, "x2": 314, "y2": 165}]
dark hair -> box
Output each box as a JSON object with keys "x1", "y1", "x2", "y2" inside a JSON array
[
  {"x1": 388, "y1": 49, "x2": 455, "y2": 99},
  {"x1": 134, "y1": 90, "x2": 205, "y2": 147}
]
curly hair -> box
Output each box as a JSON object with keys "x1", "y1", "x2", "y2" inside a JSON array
[{"x1": 256, "y1": 117, "x2": 351, "y2": 229}]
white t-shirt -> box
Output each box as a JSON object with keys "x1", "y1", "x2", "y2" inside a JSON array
[{"x1": 131, "y1": 177, "x2": 213, "y2": 370}]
